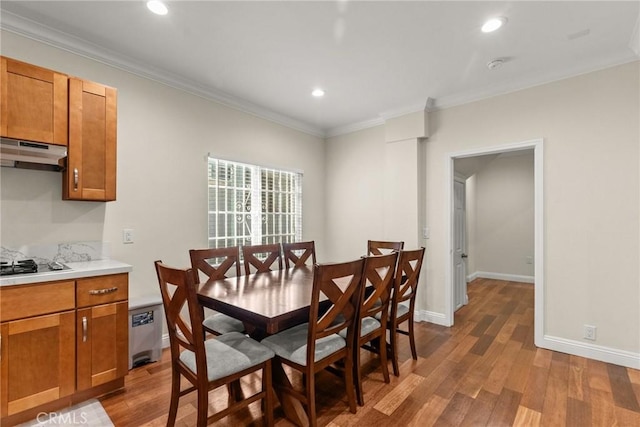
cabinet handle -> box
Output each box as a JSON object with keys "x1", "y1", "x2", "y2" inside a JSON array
[
  {"x1": 88, "y1": 287, "x2": 118, "y2": 295},
  {"x1": 82, "y1": 316, "x2": 88, "y2": 342},
  {"x1": 73, "y1": 168, "x2": 79, "y2": 191}
]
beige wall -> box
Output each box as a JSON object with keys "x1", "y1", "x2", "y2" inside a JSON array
[
  {"x1": 1, "y1": 29, "x2": 638, "y2": 365},
  {"x1": 0, "y1": 31, "x2": 326, "y2": 299},
  {"x1": 472, "y1": 152, "x2": 535, "y2": 278},
  {"x1": 326, "y1": 61, "x2": 640, "y2": 359}
]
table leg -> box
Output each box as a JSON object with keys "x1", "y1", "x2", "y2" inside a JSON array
[{"x1": 272, "y1": 359, "x2": 309, "y2": 427}]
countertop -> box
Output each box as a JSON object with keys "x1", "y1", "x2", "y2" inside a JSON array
[{"x1": 0, "y1": 259, "x2": 133, "y2": 287}]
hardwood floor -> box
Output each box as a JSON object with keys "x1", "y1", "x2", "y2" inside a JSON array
[{"x1": 100, "y1": 279, "x2": 640, "y2": 426}]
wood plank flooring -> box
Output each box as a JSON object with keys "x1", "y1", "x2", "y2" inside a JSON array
[{"x1": 100, "y1": 278, "x2": 640, "y2": 426}]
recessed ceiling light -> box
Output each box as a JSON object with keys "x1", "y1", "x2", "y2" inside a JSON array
[
  {"x1": 311, "y1": 88, "x2": 325, "y2": 98},
  {"x1": 482, "y1": 17, "x2": 507, "y2": 33},
  {"x1": 147, "y1": 0, "x2": 168, "y2": 16}
]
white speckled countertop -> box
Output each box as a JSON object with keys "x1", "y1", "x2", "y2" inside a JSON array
[{"x1": 0, "y1": 259, "x2": 132, "y2": 287}]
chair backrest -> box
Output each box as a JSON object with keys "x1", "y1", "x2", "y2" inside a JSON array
[
  {"x1": 391, "y1": 248, "x2": 426, "y2": 315},
  {"x1": 242, "y1": 243, "x2": 283, "y2": 275},
  {"x1": 154, "y1": 260, "x2": 206, "y2": 372},
  {"x1": 359, "y1": 252, "x2": 398, "y2": 324},
  {"x1": 307, "y1": 259, "x2": 365, "y2": 366},
  {"x1": 367, "y1": 240, "x2": 404, "y2": 256},
  {"x1": 283, "y1": 241, "x2": 317, "y2": 268},
  {"x1": 189, "y1": 246, "x2": 241, "y2": 284}
]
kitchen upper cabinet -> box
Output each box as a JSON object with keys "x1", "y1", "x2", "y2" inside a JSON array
[
  {"x1": 64, "y1": 78, "x2": 117, "y2": 201},
  {"x1": 0, "y1": 56, "x2": 68, "y2": 146},
  {"x1": 76, "y1": 274, "x2": 128, "y2": 391}
]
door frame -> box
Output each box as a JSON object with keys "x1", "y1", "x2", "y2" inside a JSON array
[{"x1": 444, "y1": 138, "x2": 544, "y2": 347}]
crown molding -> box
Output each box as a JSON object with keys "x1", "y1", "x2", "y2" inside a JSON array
[
  {"x1": 325, "y1": 52, "x2": 640, "y2": 138},
  {"x1": 0, "y1": 11, "x2": 326, "y2": 139},
  {"x1": 325, "y1": 116, "x2": 385, "y2": 139},
  {"x1": 3, "y1": 10, "x2": 638, "y2": 141}
]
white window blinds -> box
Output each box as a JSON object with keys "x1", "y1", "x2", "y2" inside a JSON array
[{"x1": 207, "y1": 158, "x2": 302, "y2": 249}]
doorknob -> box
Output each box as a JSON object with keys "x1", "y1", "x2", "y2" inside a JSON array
[{"x1": 461, "y1": 253, "x2": 468, "y2": 258}]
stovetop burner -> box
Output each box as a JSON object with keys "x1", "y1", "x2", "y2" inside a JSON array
[
  {"x1": 0, "y1": 259, "x2": 38, "y2": 276},
  {"x1": 0, "y1": 259, "x2": 70, "y2": 276}
]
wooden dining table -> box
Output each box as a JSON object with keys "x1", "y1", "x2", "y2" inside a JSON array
[
  {"x1": 197, "y1": 265, "x2": 318, "y2": 336},
  {"x1": 197, "y1": 265, "x2": 318, "y2": 426}
]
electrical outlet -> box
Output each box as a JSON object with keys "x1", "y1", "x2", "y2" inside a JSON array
[
  {"x1": 526, "y1": 256, "x2": 533, "y2": 264},
  {"x1": 584, "y1": 325, "x2": 596, "y2": 341},
  {"x1": 123, "y1": 228, "x2": 134, "y2": 244}
]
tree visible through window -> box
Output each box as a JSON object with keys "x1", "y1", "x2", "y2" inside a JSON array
[{"x1": 208, "y1": 158, "x2": 302, "y2": 249}]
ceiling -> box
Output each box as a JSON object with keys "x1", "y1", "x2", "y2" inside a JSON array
[{"x1": 1, "y1": 1, "x2": 639, "y2": 137}]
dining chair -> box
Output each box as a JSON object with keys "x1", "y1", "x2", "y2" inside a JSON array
[
  {"x1": 189, "y1": 247, "x2": 246, "y2": 336},
  {"x1": 378, "y1": 247, "x2": 425, "y2": 376},
  {"x1": 260, "y1": 258, "x2": 365, "y2": 426},
  {"x1": 282, "y1": 240, "x2": 316, "y2": 268},
  {"x1": 242, "y1": 243, "x2": 283, "y2": 274},
  {"x1": 349, "y1": 252, "x2": 398, "y2": 406},
  {"x1": 154, "y1": 260, "x2": 275, "y2": 427},
  {"x1": 367, "y1": 240, "x2": 404, "y2": 256}
]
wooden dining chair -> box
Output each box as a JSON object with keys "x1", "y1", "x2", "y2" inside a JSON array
[
  {"x1": 367, "y1": 240, "x2": 404, "y2": 256},
  {"x1": 349, "y1": 252, "x2": 398, "y2": 406},
  {"x1": 154, "y1": 260, "x2": 275, "y2": 427},
  {"x1": 189, "y1": 247, "x2": 245, "y2": 336},
  {"x1": 282, "y1": 240, "x2": 316, "y2": 268},
  {"x1": 260, "y1": 258, "x2": 365, "y2": 426},
  {"x1": 378, "y1": 247, "x2": 425, "y2": 376},
  {"x1": 242, "y1": 243, "x2": 283, "y2": 274}
]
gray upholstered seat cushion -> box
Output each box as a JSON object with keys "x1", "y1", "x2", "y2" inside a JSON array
[
  {"x1": 261, "y1": 323, "x2": 346, "y2": 366},
  {"x1": 203, "y1": 312, "x2": 245, "y2": 334},
  {"x1": 338, "y1": 316, "x2": 381, "y2": 339},
  {"x1": 375, "y1": 303, "x2": 409, "y2": 321},
  {"x1": 179, "y1": 332, "x2": 274, "y2": 382}
]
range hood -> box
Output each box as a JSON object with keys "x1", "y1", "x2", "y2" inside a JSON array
[{"x1": 0, "y1": 137, "x2": 67, "y2": 172}]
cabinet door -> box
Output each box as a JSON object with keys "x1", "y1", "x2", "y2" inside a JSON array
[
  {"x1": 76, "y1": 301, "x2": 128, "y2": 391},
  {"x1": 0, "y1": 56, "x2": 68, "y2": 145},
  {"x1": 64, "y1": 77, "x2": 117, "y2": 201},
  {"x1": 0, "y1": 311, "x2": 75, "y2": 418}
]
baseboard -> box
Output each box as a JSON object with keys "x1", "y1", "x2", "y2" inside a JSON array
[
  {"x1": 415, "y1": 309, "x2": 450, "y2": 327},
  {"x1": 469, "y1": 271, "x2": 534, "y2": 284},
  {"x1": 162, "y1": 333, "x2": 171, "y2": 349},
  {"x1": 540, "y1": 334, "x2": 640, "y2": 370}
]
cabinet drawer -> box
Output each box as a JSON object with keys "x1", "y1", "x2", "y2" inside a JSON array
[
  {"x1": 0, "y1": 281, "x2": 75, "y2": 322},
  {"x1": 76, "y1": 274, "x2": 128, "y2": 308}
]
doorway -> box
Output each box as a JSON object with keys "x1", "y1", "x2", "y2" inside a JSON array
[{"x1": 445, "y1": 139, "x2": 544, "y2": 347}]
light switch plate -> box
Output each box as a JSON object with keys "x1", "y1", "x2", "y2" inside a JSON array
[{"x1": 123, "y1": 228, "x2": 134, "y2": 244}]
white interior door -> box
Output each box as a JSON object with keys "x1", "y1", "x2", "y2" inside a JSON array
[{"x1": 454, "y1": 179, "x2": 467, "y2": 310}]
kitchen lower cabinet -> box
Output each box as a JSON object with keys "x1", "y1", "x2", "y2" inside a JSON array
[
  {"x1": 0, "y1": 273, "x2": 129, "y2": 425},
  {"x1": 77, "y1": 301, "x2": 128, "y2": 391},
  {"x1": 0, "y1": 311, "x2": 76, "y2": 418}
]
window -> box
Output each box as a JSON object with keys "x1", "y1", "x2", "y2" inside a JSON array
[{"x1": 208, "y1": 157, "x2": 302, "y2": 249}]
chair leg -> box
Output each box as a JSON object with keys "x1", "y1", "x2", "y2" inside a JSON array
[
  {"x1": 344, "y1": 355, "x2": 357, "y2": 414},
  {"x1": 167, "y1": 369, "x2": 181, "y2": 427},
  {"x1": 306, "y1": 372, "x2": 317, "y2": 427},
  {"x1": 408, "y1": 317, "x2": 417, "y2": 360},
  {"x1": 355, "y1": 343, "x2": 364, "y2": 406},
  {"x1": 389, "y1": 328, "x2": 400, "y2": 377},
  {"x1": 196, "y1": 382, "x2": 209, "y2": 427},
  {"x1": 263, "y1": 361, "x2": 274, "y2": 427},
  {"x1": 378, "y1": 333, "x2": 390, "y2": 384}
]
